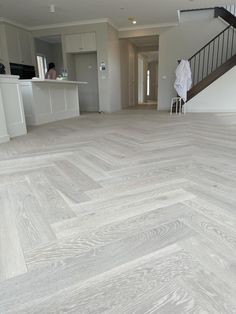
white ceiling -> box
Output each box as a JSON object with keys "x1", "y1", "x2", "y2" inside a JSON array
[
  {"x1": 129, "y1": 36, "x2": 158, "y2": 48},
  {"x1": 140, "y1": 51, "x2": 159, "y2": 63},
  {"x1": 39, "y1": 35, "x2": 62, "y2": 44},
  {"x1": 0, "y1": 0, "x2": 234, "y2": 29}
]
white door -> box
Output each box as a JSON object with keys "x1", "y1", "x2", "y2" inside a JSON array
[
  {"x1": 138, "y1": 56, "x2": 144, "y2": 104},
  {"x1": 129, "y1": 50, "x2": 135, "y2": 107},
  {"x1": 75, "y1": 53, "x2": 99, "y2": 112}
]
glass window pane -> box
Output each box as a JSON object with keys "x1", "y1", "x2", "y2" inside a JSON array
[{"x1": 37, "y1": 55, "x2": 47, "y2": 79}]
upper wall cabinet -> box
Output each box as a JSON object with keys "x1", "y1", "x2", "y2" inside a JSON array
[
  {"x1": 65, "y1": 32, "x2": 96, "y2": 53},
  {"x1": 0, "y1": 26, "x2": 6, "y2": 61},
  {"x1": 5, "y1": 24, "x2": 34, "y2": 65},
  {"x1": 5, "y1": 25, "x2": 20, "y2": 64},
  {"x1": 18, "y1": 29, "x2": 34, "y2": 65}
]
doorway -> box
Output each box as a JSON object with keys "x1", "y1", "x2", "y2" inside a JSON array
[
  {"x1": 75, "y1": 53, "x2": 99, "y2": 112},
  {"x1": 120, "y1": 35, "x2": 159, "y2": 110},
  {"x1": 138, "y1": 51, "x2": 158, "y2": 108}
]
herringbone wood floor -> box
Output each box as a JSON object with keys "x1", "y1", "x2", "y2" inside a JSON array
[{"x1": 0, "y1": 110, "x2": 236, "y2": 313}]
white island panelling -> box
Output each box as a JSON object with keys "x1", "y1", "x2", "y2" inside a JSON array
[
  {"x1": 20, "y1": 79, "x2": 87, "y2": 126},
  {"x1": 0, "y1": 75, "x2": 27, "y2": 138}
]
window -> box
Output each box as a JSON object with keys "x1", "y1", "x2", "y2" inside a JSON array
[
  {"x1": 147, "y1": 70, "x2": 150, "y2": 96},
  {"x1": 37, "y1": 55, "x2": 47, "y2": 79}
]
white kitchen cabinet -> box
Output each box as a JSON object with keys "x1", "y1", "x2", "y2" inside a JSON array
[
  {"x1": 0, "y1": 25, "x2": 6, "y2": 61},
  {"x1": 5, "y1": 24, "x2": 20, "y2": 64},
  {"x1": 82, "y1": 33, "x2": 96, "y2": 51},
  {"x1": 65, "y1": 33, "x2": 84, "y2": 53},
  {"x1": 18, "y1": 29, "x2": 34, "y2": 65},
  {"x1": 5, "y1": 24, "x2": 34, "y2": 65},
  {"x1": 65, "y1": 32, "x2": 96, "y2": 53}
]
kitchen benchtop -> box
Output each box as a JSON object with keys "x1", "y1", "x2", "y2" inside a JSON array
[{"x1": 20, "y1": 79, "x2": 88, "y2": 84}]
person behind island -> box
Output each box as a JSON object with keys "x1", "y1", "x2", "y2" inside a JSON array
[{"x1": 45, "y1": 62, "x2": 57, "y2": 80}]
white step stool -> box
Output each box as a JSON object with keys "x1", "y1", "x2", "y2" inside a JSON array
[{"x1": 170, "y1": 97, "x2": 186, "y2": 115}]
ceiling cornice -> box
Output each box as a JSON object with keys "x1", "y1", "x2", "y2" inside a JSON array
[
  {"x1": 0, "y1": 17, "x2": 30, "y2": 30},
  {"x1": 0, "y1": 16, "x2": 178, "y2": 33},
  {"x1": 118, "y1": 22, "x2": 178, "y2": 32},
  {"x1": 106, "y1": 18, "x2": 119, "y2": 31},
  {"x1": 0, "y1": 16, "x2": 113, "y2": 31},
  {"x1": 29, "y1": 18, "x2": 111, "y2": 31}
]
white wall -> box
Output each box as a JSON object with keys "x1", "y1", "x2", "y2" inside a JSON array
[
  {"x1": 52, "y1": 43, "x2": 63, "y2": 74},
  {"x1": 107, "y1": 24, "x2": 121, "y2": 112},
  {"x1": 120, "y1": 39, "x2": 130, "y2": 108},
  {"x1": 158, "y1": 10, "x2": 227, "y2": 110},
  {"x1": 35, "y1": 38, "x2": 53, "y2": 64},
  {"x1": 120, "y1": 39, "x2": 138, "y2": 108},
  {"x1": 186, "y1": 66, "x2": 236, "y2": 112},
  {"x1": 148, "y1": 61, "x2": 158, "y2": 101}
]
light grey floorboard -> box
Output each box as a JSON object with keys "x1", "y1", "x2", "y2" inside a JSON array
[
  {"x1": 7, "y1": 246, "x2": 210, "y2": 314},
  {"x1": 0, "y1": 111, "x2": 236, "y2": 313},
  {"x1": 0, "y1": 189, "x2": 27, "y2": 282},
  {"x1": 43, "y1": 166, "x2": 90, "y2": 204},
  {"x1": 25, "y1": 203, "x2": 193, "y2": 271},
  {"x1": 26, "y1": 172, "x2": 76, "y2": 224},
  {"x1": 7, "y1": 182, "x2": 56, "y2": 250},
  {"x1": 53, "y1": 189, "x2": 195, "y2": 238}
]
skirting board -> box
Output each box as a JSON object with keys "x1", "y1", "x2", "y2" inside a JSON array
[
  {"x1": 7, "y1": 123, "x2": 27, "y2": 138},
  {"x1": 0, "y1": 134, "x2": 10, "y2": 144}
]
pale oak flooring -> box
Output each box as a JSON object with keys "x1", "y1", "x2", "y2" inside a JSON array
[{"x1": 0, "y1": 110, "x2": 236, "y2": 313}]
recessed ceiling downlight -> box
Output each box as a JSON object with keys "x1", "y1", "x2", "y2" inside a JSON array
[{"x1": 128, "y1": 16, "x2": 137, "y2": 25}]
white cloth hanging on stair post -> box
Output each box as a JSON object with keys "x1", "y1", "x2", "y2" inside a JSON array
[{"x1": 174, "y1": 60, "x2": 192, "y2": 103}]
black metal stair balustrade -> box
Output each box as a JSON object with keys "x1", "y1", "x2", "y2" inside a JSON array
[
  {"x1": 223, "y1": 4, "x2": 236, "y2": 17},
  {"x1": 189, "y1": 25, "x2": 236, "y2": 87}
]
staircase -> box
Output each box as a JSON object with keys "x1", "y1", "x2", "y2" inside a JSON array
[{"x1": 187, "y1": 5, "x2": 236, "y2": 101}]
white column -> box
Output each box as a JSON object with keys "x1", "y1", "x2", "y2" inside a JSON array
[
  {"x1": 0, "y1": 75, "x2": 27, "y2": 137},
  {"x1": 0, "y1": 87, "x2": 10, "y2": 144}
]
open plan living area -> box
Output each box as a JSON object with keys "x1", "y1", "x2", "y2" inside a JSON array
[{"x1": 1, "y1": 1, "x2": 236, "y2": 313}]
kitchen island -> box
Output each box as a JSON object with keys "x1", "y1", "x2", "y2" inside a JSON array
[{"x1": 20, "y1": 79, "x2": 87, "y2": 126}]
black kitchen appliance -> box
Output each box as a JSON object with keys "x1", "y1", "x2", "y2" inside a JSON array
[
  {"x1": 10, "y1": 63, "x2": 36, "y2": 79},
  {"x1": 0, "y1": 63, "x2": 6, "y2": 74}
]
